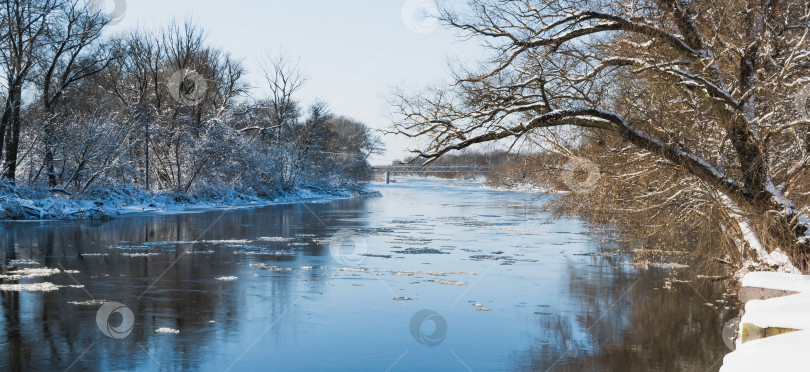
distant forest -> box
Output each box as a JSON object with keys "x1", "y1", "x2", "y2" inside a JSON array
[{"x1": 392, "y1": 150, "x2": 567, "y2": 188}]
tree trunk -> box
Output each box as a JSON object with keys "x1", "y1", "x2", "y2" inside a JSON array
[
  {"x1": 43, "y1": 124, "x2": 57, "y2": 187},
  {"x1": 0, "y1": 107, "x2": 8, "y2": 165},
  {"x1": 2, "y1": 85, "x2": 22, "y2": 183}
]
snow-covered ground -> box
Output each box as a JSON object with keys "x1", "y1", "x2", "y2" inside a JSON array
[
  {"x1": 721, "y1": 271, "x2": 810, "y2": 371},
  {"x1": 0, "y1": 184, "x2": 377, "y2": 221}
]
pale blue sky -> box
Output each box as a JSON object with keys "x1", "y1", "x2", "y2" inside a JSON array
[{"x1": 103, "y1": 0, "x2": 482, "y2": 164}]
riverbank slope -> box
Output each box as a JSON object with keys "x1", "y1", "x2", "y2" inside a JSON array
[{"x1": 0, "y1": 183, "x2": 379, "y2": 221}]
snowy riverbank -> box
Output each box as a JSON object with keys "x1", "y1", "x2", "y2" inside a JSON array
[
  {"x1": 0, "y1": 183, "x2": 379, "y2": 221},
  {"x1": 721, "y1": 271, "x2": 810, "y2": 371}
]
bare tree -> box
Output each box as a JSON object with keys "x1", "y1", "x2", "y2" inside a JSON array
[
  {"x1": 391, "y1": 0, "x2": 810, "y2": 271},
  {"x1": 0, "y1": 0, "x2": 61, "y2": 182},
  {"x1": 38, "y1": 0, "x2": 112, "y2": 187},
  {"x1": 258, "y1": 52, "x2": 306, "y2": 140}
]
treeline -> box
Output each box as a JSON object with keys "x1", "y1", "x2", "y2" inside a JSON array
[
  {"x1": 394, "y1": 150, "x2": 565, "y2": 186},
  {"x1": 0, "y1": 1, "x2": 380, "y2": 197}
]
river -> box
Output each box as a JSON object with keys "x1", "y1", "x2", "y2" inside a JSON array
[{"x1": 0, "y1": 178, "x2": 733, "y2": 371}]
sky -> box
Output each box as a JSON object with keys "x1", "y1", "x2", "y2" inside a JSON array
[{"x1": 101, "y1": 0, "x2": 483, "y2": 165}]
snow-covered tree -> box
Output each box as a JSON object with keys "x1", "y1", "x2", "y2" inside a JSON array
[{"x1": 392, "y1": 0, "x2": 810, "y2": 271}]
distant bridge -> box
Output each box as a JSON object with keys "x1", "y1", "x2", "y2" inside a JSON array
[{"x1": 372, "y1": 165, "x2": 491, "y2": 183}]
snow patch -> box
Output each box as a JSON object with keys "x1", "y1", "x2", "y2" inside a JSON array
[
  {"x1": 741, "y1": 292, "x2": 810, "y2": 329},
  {"x1": 742, "y1": 272, "x2": 810, "y2": 293},
  {"x1": 721, "y1": 330, "x2": 810, "y2": 372},
  {"x1": 722, "y1": 272, "x2": 810, "y2": 371}
]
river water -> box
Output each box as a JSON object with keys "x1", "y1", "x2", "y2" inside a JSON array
[{"x1": 0, "y1": 178, "x2": 733, "y2": 371}]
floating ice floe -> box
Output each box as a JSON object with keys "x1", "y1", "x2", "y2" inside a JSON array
[
  {"x1": 143, "y1": 241, "x2": 198, "y2": 246},
  {"x1": 430, "y1": 279, "x2": 468, "y2": 286},
  {"x1": 204, "y1": 239, "x2": 251, "y2": 244},
  {"x1": 469, "y1": 255, "x2": 503, "y2": 261},
  {"x1": 14, "y1": 267, "x2": 61, "y2": 277},
  {"x1": 8, "y1": 259, "x2": 40, "y2": 266},
  {"x1": 1, "y1": 267, "x2": 62, "y2": 280},
  {"x1": 235, "y1": 248, "x2": 295, "y2": 256},
  {"x1": 250, "y1": 263, "x2": 295, "y2": 271},
  {"x1": 360, "y1": 253, "x2": 392, "y2": 258},
  {"x1": 67, "y1": 299, "x2": 107, "y2": 306},
  {"x1": 392, "y1": 271, "x2": 419, "y2": 276},
  {"x1": 185, "y1": 250, "x2": 215, "y2": 254},
  {"x1": 256, "y1": 237, "x2": 293, "y2": 242},
  {"x1": 336, "y1": 268, "x2": 367, "y2": 272},
  {"x1": 214, "y1": 276, "x2": 238, "y2": 281},
  {"x1": 122, "y1": 252, "x2": 161, "y2": 257},
  {"x1": 392, "y1": 248, "x2": 448, "y2": 254},
  {"x1": 0, "y1": 282, "x2": 60, "y2": 292},
  {"x1": 108, "y1": 245, "x2": 149, "y2": 250}
]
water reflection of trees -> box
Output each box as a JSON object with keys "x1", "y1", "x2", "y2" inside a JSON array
[
  {"x1": 0, "y1": 199, "x2": 366, "y2": 370},
  {"x1": 518, "y1": 257, "x2": 731, "y2": 371}
]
